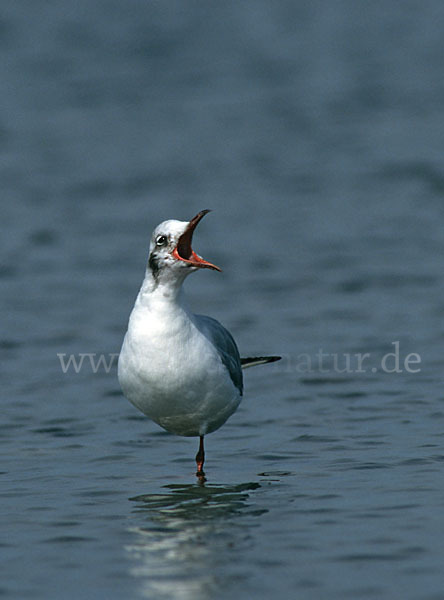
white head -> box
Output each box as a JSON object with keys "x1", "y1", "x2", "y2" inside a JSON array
[{"x1": 146, "y1": 210, "x2": 221, "y2": 286}]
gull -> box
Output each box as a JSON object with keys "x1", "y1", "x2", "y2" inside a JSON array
[{"x1": 118, "y1": 210, "x2": 280, "y2": 479}]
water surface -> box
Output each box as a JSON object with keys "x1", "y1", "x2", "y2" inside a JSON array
[{"x1": 2, "y1": 2, "x2": 444, "y2": 599}]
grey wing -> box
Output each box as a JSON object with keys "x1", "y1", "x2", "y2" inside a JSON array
[{"x1": 193, "y1": 314, "x2": 243, "y2": 395}]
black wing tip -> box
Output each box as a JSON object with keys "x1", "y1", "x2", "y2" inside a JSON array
[
  {"x1": 262, "y1": 355, "x2": 281, "y2": 363},
  {"x1": 241, "y1": 356, "x2": 281, "y2": 366}
]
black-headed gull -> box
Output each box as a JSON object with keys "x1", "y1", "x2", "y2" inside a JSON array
[{"x1": 118, "y1": 210, "x2": 280, "y2": 479}]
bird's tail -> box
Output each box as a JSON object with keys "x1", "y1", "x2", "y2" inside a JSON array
[{"x1": 241, "y1": 356, "x2": 281, "y2": 369}]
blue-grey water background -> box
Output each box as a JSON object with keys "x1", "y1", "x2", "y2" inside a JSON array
[{"x1": 2, "y1": 2, "x2": 444, "y2": 598}]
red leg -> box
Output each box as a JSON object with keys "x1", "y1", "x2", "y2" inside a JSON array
[{"x1": 195, "y1": 435, "x2": 206, "y2": 479}]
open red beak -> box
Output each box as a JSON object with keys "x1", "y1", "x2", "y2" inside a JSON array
[{"x1": 172, "y1": 210, "x2": 222, "y2": 272}]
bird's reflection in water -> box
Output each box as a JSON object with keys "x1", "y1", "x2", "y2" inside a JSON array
[{"x1": 126, "y1": 481, "x2": 266, "y2": 600}]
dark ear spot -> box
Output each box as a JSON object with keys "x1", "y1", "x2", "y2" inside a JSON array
[{"x1": 148, "y1": 252, "x2": 160, "y2": 279}]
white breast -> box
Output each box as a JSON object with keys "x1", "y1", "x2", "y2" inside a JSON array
[{"x1": 118, "y1": 300, "x2": 241, "y2": 436}]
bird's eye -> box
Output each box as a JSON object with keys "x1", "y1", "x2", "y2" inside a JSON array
[{"x1": 156, "y1": 235, "x2": 167, "y2": 246}]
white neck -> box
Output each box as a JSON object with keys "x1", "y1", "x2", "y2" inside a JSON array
[{"x1": 136, "y1": 268, "x2": 189, "y2": 312}]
